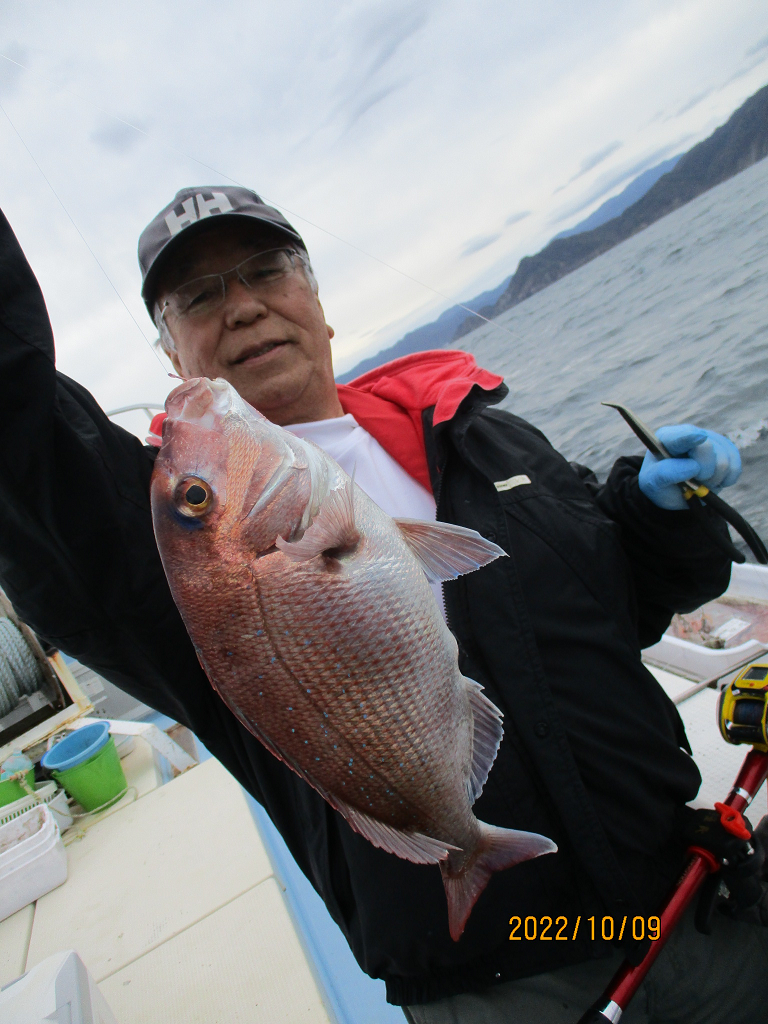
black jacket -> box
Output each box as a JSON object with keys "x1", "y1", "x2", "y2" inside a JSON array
[{"x1": 0, "y1": 209, "x2": 731, "y2": 1004}]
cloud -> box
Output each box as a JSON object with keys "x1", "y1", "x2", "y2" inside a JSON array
[
  {"x1": 344, "y1": 80, "x2": 409, "y2": 133},
  {"x1": 90, "y1": 116, "x2": 145, "y2": 153},
  {"x1": 745, "y1": 34, "x2": 768, "y2": 58},
  {"x1": 674, "y1": 88, "x2": 714, "y2": 117},
  {"x1": 554, "y1": 140, "x2": 624, "y2": 192},
  {"x1": 461, "y1": 233, "x2": 502, "y2": 258},
  {"x1": 359, "y1": 4, "x2": 430, "y2": 81},
  {"x1": 549, "y1": 140, "x2": 690, "y2": 226},
  {"x1": 2, "y1": 0, "x2": 767, "y2": 393},
  {"x1": 332, "y1": 2, "x2": 430, "y2": 134},
  {"x1": 722, "y1": 48, "x2": 768, "y2": 87},
  {"x1": 619, "y1": 141, "x2": 691, "y2": 180},
  {"x1": 576, "y1": 140, "x2": 623, "y2": 177},
  {"x1": 0, "y1": 44, "x2": 28, "y2": 100},
  {"x1": 665, "y1": 43, "x2": 768, "y2": 123}
]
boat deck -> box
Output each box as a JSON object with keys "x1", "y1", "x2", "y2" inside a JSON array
[
  {"x1": 0, "y1": 660, "x2": 761, "y2": 1023},
  {"x1": 0, "y1": 740, "x2": 333, "y2": 1023},
  {"x1": 649, "y1": 666, "x2": 761, "y2": 812}
]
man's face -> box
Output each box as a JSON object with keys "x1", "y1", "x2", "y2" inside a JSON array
[{"x1": 155, "y1": 220, "x2": 341, "y2": 425}]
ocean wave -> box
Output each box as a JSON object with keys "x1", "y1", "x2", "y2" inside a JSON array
[{"x1": 729, "y1": 418, "x2": 768, "y2": 450}]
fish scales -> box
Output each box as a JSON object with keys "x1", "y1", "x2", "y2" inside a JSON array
[
  {"x1": 206, "y1": 525, "x2": 467, "y2": 830},
  {"x1": 151, "y1": 377, "x2": 557, "y2": 939}
]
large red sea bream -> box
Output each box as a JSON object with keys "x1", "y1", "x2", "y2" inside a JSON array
[{"x1": 151, "y1": 377, "x2": 556, "y2": 939}]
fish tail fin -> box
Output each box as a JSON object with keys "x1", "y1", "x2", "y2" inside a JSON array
[{"x1": 441, "y1": 822, "x2": 557, "y2": 941}]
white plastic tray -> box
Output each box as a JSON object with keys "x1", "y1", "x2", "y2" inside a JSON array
[
  {"x1": 0, "y1": 782, "x2": 73, "y2": 832},
  {"x1": 0, "y1": 806, "x2": 67, "y2": 922},
  {"x1": 643, "y1": 562, "x2": 768, "y2": 680}
]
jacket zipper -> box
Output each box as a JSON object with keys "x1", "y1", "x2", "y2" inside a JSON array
[{"x1": 433, "y1": 451, "x2": 461, "y2": 638}]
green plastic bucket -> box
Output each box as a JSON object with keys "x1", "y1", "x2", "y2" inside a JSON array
[
  {"x1": 0, "y1": 770, "x2": 35, "y2": 807},
  {"x1": 51, "y1": 737, "x2": 127, "y2": 811}
]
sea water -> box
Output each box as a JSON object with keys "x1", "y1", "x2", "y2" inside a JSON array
[
  {"x1": 460, "y1": 155, "x2": 768, "y2": 557},
  {"x1": 317, "y1": 161, "x2": 768, "y2": 1021}
]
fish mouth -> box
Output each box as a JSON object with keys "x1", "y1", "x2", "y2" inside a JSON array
[
  {"x1": 230, "y1": 339, "x2": 291, "y2": 365},
  {"x1": 165, "y1": 377, "x2": 232, "y2": 425}
]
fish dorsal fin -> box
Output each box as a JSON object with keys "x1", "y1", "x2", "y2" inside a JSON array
[
  {"x1": 394, "y1": 519, "x2": 506, "y2": 584},
  {"x1": 276, "y1": 475, "x2": 360, "y2": 561},
  {"x1": 464, "y1": 678, "x2": 504, "y2": 804},
  {"x1": 334, "y1": 796, "x2": 460, "y2": 864}
]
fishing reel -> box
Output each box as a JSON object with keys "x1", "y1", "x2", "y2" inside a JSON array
[{"x1": 718, "y1": 660, "x2": 768, "y2": 750}]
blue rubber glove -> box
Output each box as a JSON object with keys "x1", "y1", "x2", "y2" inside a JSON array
[{"x1": 638, "y1": 424, "x2": 742, "y2": 510}]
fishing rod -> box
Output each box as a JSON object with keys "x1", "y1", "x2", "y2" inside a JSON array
[
  {"x1": 673, "y1": 647, "x2": 768, "y2": 705},
  {"x1": 0, "y1": 98, "x2": 168, "y2": 379},
  {"x1": 604, "y1": 402, "x2": 768, "y2": 565},
  {"x1": 578, "y1": 656, "x2": 768, "y2": 1022}
]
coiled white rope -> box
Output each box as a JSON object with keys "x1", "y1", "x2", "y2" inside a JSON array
[{"x1": 0, "y1": 617, "x2": 46, "y2": 718}]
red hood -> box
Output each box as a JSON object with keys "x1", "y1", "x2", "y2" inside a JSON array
[
  {"x1": 146, "y1": 350, "x2": 504, "y2": 491},
  {"x1": 337, "y1": 349, "x2": 504, "y2": 491}
]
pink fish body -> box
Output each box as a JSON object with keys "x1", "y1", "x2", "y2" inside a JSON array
[{"x1": 151, "y1": 377, "x2": 556, "y2": 939}]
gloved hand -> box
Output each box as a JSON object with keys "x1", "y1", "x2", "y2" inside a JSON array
[
  {"x1": 638, "y1": 424, "x2": 742, "y2": 510},
  {"x1": 682, "y1": 807, "x2": 768, "y2": 931}
]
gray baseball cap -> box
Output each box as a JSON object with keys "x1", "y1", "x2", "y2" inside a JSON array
[{"x1": 138, "y1": 186, "x2": 306, "y2": 312}]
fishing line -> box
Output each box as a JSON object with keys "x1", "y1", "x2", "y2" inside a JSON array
[
  {"x1": 0, "y1": 97, "x2": 170, "y2": 375},
  {"x1": 0, "y1": 51, "x2": 518, "y2": 346}
]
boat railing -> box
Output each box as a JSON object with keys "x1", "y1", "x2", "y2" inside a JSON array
[{"x1": 105, "y1": 404, "x2": 164, "y2": 420}]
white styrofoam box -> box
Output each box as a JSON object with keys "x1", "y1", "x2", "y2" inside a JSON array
[
  {"x1": 643, "y1": 633, "x2": 765, "y2": 681},
  {"x1": 0, "y1": 806, "x2": 67, "y2": 922},
  {"x1": 643, "y1": 562, "x2": 768, "y2": 680},
  {"x1": 0, "y1": 949, "x2": 117, "y2": 1024},
  {"x1": 0, "y1": 807, "x2": 54, "y2": 875},
  {"x1": 0, "y1": 781, "x2": 73, "y2": 832}
]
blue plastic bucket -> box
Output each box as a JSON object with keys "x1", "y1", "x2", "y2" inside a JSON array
[
  {"x1": 48, "y1": 737, "x2": 126, "y2": 811},
  {"x1": 42, "y1": 722, "x2": 111, "y2": 773}
]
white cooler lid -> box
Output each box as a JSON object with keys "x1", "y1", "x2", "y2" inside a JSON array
[{"x1": 0, "y1": 949, "x2": 118, "y2": 1024}]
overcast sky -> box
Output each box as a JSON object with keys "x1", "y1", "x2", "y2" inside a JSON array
[{"x1": 1, "y1": 0, "x2": 767, "y2": 437}]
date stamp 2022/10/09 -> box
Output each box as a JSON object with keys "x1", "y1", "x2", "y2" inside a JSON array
[{"x1": 509, "y1": 916, "x2": 660, "y2": 942}]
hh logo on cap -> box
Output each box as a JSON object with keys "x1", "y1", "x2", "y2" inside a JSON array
[{"x1": 165, "y1": 192, "x2": 234, "y2": 236}]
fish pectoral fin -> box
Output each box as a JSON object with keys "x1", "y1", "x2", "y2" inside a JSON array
[
  {"x1": 334, "y1": 796, "x2": 460, "y2": 865},
  {"x1": 394, "y1": 519, "x2": 506, "y2": 583},
  {"x1": 276, "y1": 475, "x2": 360, "y2": 561},
  {"x1": 465, "y1": 678, "x2": 504, "y2": 804}
]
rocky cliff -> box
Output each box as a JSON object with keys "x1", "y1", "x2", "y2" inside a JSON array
[{"x1": 454, "y1": 83, "x2": 768, "y2": 339}]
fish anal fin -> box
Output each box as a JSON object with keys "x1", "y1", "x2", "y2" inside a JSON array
[
  {"x1": 276, "y1": 476, "x2": 359, "y2": 562},
  {"x1": 464, "y1": 678, "x2": 504, "y2": 804},
  {"x1": 201, "y1": 682, "x2": 468, "y2": 872},
  {"x1": 334, "y1": 796, "x2": 460, "y2": 865},
  {"x1": 395, "y1": 519, "x2": 506, "y2": 584},
  {"x1": 205, "y1": 680, "x2": 457, "y2": 870}
]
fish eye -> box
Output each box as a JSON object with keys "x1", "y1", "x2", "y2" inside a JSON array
[
  {"x1": 175, "y1": 477, "x2": 213, "y2": 517},
  {"x1": 185, "y1": 484, "x2": 207, "y2": 505}
]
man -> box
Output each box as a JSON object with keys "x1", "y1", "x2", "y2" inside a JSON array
[{"x1": 0, "y1": 186, "x2": 765, "y2": 1023}]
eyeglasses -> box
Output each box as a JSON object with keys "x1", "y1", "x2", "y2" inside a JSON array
[{"x1": 159, "y1": 248, "x2": 305, "y2": 323}]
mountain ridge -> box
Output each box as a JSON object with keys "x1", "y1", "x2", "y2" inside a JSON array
[
  {"x1": 338, "y1": 81, "x2": 768, "y2": 379},
  {"x1": 335, "y1": 276, "x2": 510, "y2": 384},
  {"x1": 455, "y1": 82, "x2": 768, "y2": 337},
  {"x1": 552, "y1": 155, "x2": 681, "y2": 240}
]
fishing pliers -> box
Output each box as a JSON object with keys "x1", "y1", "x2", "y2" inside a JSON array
[{"x1": 603, "y1": 402, "x2": 768, "y2": 565}]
